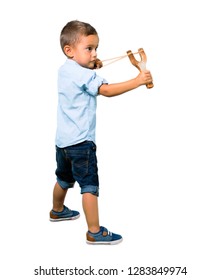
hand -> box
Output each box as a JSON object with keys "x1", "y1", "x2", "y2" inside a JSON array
[
  {"x1": 136, "y1": 70, "x2": 153, "y2": 87},
  {"x1": 93, "y1": 58, "x2": 103, "y2": 69}
]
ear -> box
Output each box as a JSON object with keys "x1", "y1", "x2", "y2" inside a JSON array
[{"x1": 63, "y1": 45, "x2": 74, "y2": 58}]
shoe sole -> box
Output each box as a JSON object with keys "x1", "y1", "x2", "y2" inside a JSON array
[
  {"x1": 86, "y1": 238, "x2": 123, "y2": 245},
  {"x1": 50, "y1": 214, "x2": 80, "y2": 222}
]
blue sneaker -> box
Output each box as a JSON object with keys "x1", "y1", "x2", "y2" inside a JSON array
[
  {"x1": 86, "y1": 226, "x2": 123, "y2": 245},
  {"x1": 50, "y1": 205, "x2": 80, "y2": 222}
]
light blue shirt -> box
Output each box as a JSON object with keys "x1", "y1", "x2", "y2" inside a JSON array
[{"x1": 55, "y1": 59, "x2": 107, "y2": 148}]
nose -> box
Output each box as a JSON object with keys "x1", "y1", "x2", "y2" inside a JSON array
[{"x1": 92, "y1": 49, "x2": 97, "y2": 58}]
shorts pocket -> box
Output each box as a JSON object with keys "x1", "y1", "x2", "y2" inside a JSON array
[
  {"x1": 64, "y1": 148, "x2": 90, "y2": 177},
  {"x1": 73, "y1": 152, "x2": 89, "y2": 177}
]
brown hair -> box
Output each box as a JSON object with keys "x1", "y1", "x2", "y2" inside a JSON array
[{"x1": 60, "y1": 20, "x2": 98, "y2": 53}]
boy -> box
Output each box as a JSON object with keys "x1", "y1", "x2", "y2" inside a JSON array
[{"x1": 50, "y1": 20, "x2": 153, "y2": 245}]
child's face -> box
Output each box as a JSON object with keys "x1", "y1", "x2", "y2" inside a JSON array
[{"x1": 68, "y1": 34, "x2": 99, "y2": 69}]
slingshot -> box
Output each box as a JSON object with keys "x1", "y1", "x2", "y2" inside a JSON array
[
  {"x1": 100, "y1": 48, "x2": 154, "y2": 89},
  {"x1": 127, "y1": 48, "x2": 154, "y2": 89}
]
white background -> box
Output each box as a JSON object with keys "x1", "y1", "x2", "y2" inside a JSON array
[{"x1": 0, "y1": 0, "x2": 219, "y2": 279}]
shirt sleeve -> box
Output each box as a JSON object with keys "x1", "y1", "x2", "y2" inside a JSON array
[{"x1": 83, "y1": 71, "x2": 108, "y2": 96}]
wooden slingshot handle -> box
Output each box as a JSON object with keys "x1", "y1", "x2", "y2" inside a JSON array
[{"x1": 127, "y1": 48, "x2": 154, "y2": 89}]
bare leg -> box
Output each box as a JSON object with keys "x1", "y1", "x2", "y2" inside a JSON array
[
  {"x1": 52, "y1": 182, "x2": 68, "y2": 212},
  {"x1": 82, "y1": 193, "x2": 100, "y2": 233}
]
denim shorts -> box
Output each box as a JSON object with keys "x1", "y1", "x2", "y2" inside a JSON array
[{"x1": 55, "y1": 141, "x2": 99, "y2": 196}]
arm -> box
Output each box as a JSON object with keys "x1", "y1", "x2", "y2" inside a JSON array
[{"x1": 98, "y1": 70, "x2": 153, "y2": 97}]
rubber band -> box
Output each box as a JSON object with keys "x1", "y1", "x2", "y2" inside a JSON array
[{"x1": 101, "y1": 51, "x2": 140, "y2": 67}]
